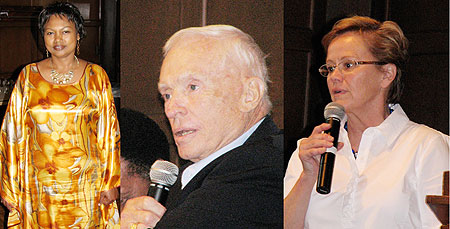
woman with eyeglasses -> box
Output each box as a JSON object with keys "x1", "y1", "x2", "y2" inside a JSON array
[
  {"x1": 284, "y1": 16, "x2": 449, "y2": 228},
  {"x1": 0, "y1": 2, "x2": 120, "y2": 227}
]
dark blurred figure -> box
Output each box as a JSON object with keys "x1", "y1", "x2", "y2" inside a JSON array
[{"x1": 119, "y1": 108, "x2": 170, "y2": 211}]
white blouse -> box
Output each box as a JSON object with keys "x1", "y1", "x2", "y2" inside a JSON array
[{"x1": 284, "y1": 104, "x2": 449, "y2": 228}]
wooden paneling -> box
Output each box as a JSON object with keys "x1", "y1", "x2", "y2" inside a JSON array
[
  {"x1": 100, "y1": 0, "x2": 118, "y2": 82},
  {"x1": 285, "y1": 0, "x2": 312, "y2": 28},
  {"x1": 80, "y1": 24, "x2": 100, "y2": 63},
  {"x1": 0, "y1": 1, "x2": 48, "y2": 6},
  {"x1": 403, "y1": 54, "x2": 449, "y2": 133},
  {"x1": 284, "y1": 0, "x2": 316, "y2": 164},
  {"x1": 326, "y1": 0, "x2": 372, "y2": 21},
  {"x1": 0, "y1": 6, "x2": 41, "y2": 79},
  {"x1": 72, "y1": 0, "x2": 100, "y2": 20},
  {"x1": 0, "y1": 26, "x2": 39, "y2": 77},
  {"x1": 389, "y1": 1, "x2": 448, "y2": 32},
  {"x1": 389, "y1": 0, "x2": 449, "y2": 134},
  {"x1": 407, "y1": 32, "x2": 449, "y2": 55},
  {"x1": 284, "y1": 50, "x2": 309, "y2": 137}
]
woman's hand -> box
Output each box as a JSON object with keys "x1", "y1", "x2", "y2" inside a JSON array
[
  {"x1": 284, "y1": 123, "x2": 343, "y2": 228},
  {"x1": 1, "y1": 198, "x2": 13, "y2": 211},
  {"x1": 100, "y1": 187, "x2": 119, "y2": 206},
  {"x1": 298, "y1": 123, "x2": 343, "y2": 177}
]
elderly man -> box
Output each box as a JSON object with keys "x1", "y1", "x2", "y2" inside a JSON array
[
  {"x1": 119, "y1": 108, "x2": 170, "y2": 211},
  {"x1": 121, "y1": 25, "x2": 283, "y2": 228}
]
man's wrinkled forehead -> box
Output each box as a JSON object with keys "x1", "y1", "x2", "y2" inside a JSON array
[
  {"x1": 172, "y1": 35, "x2": 221, "y2": 52},
  {"x1": 159, "y1": 40, "x2": 231, "y2": 82}
]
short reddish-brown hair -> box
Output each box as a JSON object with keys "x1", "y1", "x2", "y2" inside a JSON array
[{"x1": 322, "y1": 16, "x2": 409, "y2": 104}]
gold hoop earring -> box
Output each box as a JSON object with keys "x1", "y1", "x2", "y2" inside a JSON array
[
  {"x1": 76, "y1": 40, "x2": 80, "y2": 55},
  {"x1": 46, "y1": 50, "x2": 49, "y2": 58}
]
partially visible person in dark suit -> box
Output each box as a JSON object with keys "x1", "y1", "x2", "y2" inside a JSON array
[
  {"x1": 119, "y1": 108, "x2": 170, "y2": 212},
  {"x1": 120, "y1": 25, "x2": 283, "y2": 228}
]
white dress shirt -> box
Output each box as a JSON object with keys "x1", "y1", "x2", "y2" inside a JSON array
[
  {"x1": 284, "y1": 104, "x2": 449, "y2": 228},
  {"x1": 181, "y1": 117, "x2": 265, "y2": 189}
]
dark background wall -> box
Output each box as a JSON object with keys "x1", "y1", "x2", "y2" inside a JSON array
[
  {"x1": 120, "y1": 0, "x2": 283, "y2": 165},
  {"x1": 284, "y1": 0, "x2": 449, "y2": 167}
]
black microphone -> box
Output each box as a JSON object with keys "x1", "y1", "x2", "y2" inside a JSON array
[
  {"x1": 316, "y1": 102, "x2": 346, "y2": 194},
  {"x1": 147, "y1": 160, "x2": 179, "y2": 205}
]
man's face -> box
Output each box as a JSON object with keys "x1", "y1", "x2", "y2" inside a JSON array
[
  {"x1": 119, "y1": 158, "x2": 151, "y2": 210},
  {"x1": 158, "y1": 40, "x2": 247, "y2": 162}
]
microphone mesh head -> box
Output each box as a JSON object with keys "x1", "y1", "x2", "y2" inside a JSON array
[
  {"x1": 149, "y1": 160, "x2": 179, "y2": 187},
  {"x1": 324, "y1": 102, "x2": 346, "y2": 121}
]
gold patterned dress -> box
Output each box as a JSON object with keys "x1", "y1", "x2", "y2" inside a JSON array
[{"x1": 0, "y1": 63, "x2": 120, "y2": 228}]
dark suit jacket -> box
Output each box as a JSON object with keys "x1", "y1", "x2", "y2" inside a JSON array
[{"x1": 155, "y1": 116, "x2": 283, "y2": 228}]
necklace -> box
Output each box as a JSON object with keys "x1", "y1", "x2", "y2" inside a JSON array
[{"x1": 50, "y1": 56, "x2": 79, "y2": 85}]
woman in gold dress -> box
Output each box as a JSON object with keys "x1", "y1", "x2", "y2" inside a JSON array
[{"x1": 0, "y1": 2, "x2": 120, "y2": 228}]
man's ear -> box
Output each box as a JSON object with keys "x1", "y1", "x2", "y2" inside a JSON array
[
  {"x1": 381, "y1": 63, "x2": 397, "y2": 89},
  {"x1": 239, "y1": 76, "x2": 264, "y2": 112}
]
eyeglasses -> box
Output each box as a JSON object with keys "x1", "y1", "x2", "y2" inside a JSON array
[{"x1": 318, "y1": 60, "x2": 387, "y2": 77}]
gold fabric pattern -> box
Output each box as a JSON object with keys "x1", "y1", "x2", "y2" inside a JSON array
[{"x1": 0, "y1": 63, "x2": 120, "y2": 228}]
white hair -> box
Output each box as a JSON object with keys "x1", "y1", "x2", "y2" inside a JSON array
[{"x1": 163, "y1": 25, "x2": 272, "y2": 110}]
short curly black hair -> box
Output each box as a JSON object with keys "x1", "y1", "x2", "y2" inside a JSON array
[
  {"x1": 120, "y1": 108, "x2": 170, "y2": 180},
  {"x1": 38, "y1": 2, "x2": 86, "y2": 40}
]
